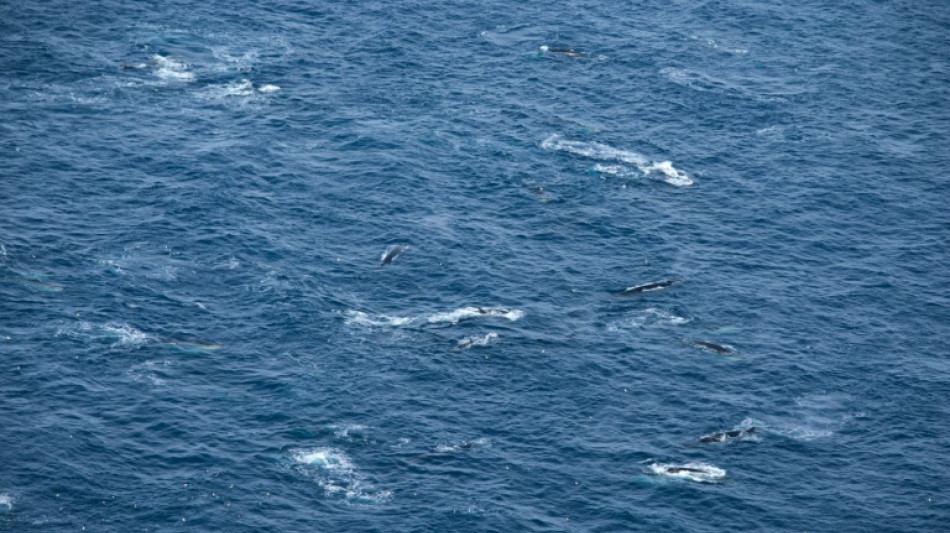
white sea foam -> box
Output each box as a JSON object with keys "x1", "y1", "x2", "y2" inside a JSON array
[
  {"x1": 292, "y1": 447, "x2": 354, "y2": 470},
  {"x1": 648, "y1": 462, "x2": 726, "y2": 483},
  {"x1": 456, "y1": 332, "x2": 499, "y2": 350},
  {"x1": 0, "y1": 494, "x2": 12, "y2": 511},
  {"x1": 200, "y1": 80, "x2": 281, "y2": 99},
  {"x1": 152, "y1": 55, "x2": 195, "y2": 82},
  {"x1": 330, "y1": 424, "x2": 370, "y2": 440},
  {"x1": 346, "y1": 307, "x2": 523, "y2": 328},
  {"x1": 642, "y1": 161, "x2": 694, "y2": 187},
  {"x1": 344, "y1": 310, "x2": 414, "y2": 327},
  {"x1": 607, "y1": 308, "x2": 690, "y2": 330},
  {"x1": 542, "y1": 135, "x2": 694, "y2": 187},
  {"x1": 740, "y1": 416, "x2": 833, "y2": 441},
  {"x1": 694, "y1": 36, "x2": 749, "y2": 55},
  {"x1": 427, "y1": 306, "x2": 524, "y2": 324},
  {"x1": 57, "y1": 321, "x2": 152, "y2": 347},
  {"x1": 592, "y1": 164, "x2": 632, "y2": 177},
  {"x1": 211, "y1": 47, "x2": 260, "y2": 73},
  {"x1": 222, "y1": 79, "x2": 256, "y2": 96},
  {"x1": 127, "y1": 360, "x2": 171, "y2": 386},
  {"x1": 290, "y1": 448, "x2": 391, "y2": 503},
  {"x1": 102, "y1": 323, "x2": 151, "y2": 346}
]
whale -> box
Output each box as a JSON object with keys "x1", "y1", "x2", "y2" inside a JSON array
[
  {"x1": 379, "y1": 244, "x2": 408, "y2": 267},
  {"x1": 456, "y1": 332, "x2": 499, "y2": 350},
  {"x1": 683, "y1": 338, "x2": 736, "y2": 356},
  {"x1": 617, "y1": 280, "x2": 677, "y2": 296},
  {"x1": 647, "y1": 462, "x2": 727, "y2": 482},
  {"x1": 699, "y1": 427, "x2": 757, "y2": 444},
  {"x1": 664, "y1": 467, "x2": 707, "y2": 474}
]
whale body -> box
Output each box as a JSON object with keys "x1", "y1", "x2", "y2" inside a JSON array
[
  {"x1": 683, "y1": 339, "x2": 736, "y2": 356},
  {"x1": 379, "y1": 245, "x2": 408, "y2": 267},
  {"x1": 618, "y1": 280, "x2": 676, "y2": 296},
  {"x1": 699, "y1": 427, "x2": 757, "y2": 444}
]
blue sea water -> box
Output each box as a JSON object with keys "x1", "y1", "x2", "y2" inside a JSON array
[{"x1": 2, "y1": 0, "x2": 949, "y2": 531}]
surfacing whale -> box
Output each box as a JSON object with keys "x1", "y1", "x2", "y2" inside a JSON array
[
  {"x1": 617, "y1": 280, "x2": 677, "y2": 296},
  {"x1": 647, "y1": 462, "x2": 727, "y2": 482},
  {"x1": 683, "y1": 338, "x2": 736, "y2": 356},
  {"x1": 665, "y1": 467, "x2": 707, "y2": 474},
  {"x1": 379, "y1": 244, "x2": 408, "y2": 267},
  {"x1": 699, "y1": 427, "x2": 757, "y2": 444}
]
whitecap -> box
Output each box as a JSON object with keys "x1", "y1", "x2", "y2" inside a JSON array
[
  {"x1": 257, "y1": 84, "x2": 281, "y2": 93},
  {"x1": 0, "y1": 494, "x2": 12, "y2": 511},
  {"x1": 543, "y1": 135, "x2": 693, "y2": 187},
  {"x1": 648, "y1": 462, "x2": 726, "y2": 483}
]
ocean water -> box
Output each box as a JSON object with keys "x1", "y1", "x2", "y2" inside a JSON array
[{"x1": 2, "y1": 1, "x2": 948, "y2": 531}]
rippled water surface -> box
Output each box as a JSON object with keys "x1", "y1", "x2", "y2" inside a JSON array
[{"x1": 2, "y1": 1, "x2": 949, "y2": 531}]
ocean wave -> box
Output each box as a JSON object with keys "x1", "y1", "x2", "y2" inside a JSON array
[{"x1": 542, "y1": 135, "x2": 694, "y2": 187}]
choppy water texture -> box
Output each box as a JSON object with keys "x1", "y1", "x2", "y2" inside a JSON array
[{"x1": 2, "y1": 1, "x2": 949, "y2": 531}]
